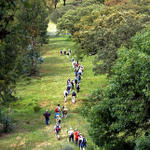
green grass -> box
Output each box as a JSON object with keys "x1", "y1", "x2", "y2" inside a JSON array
[{"x1": 0, "y1": 35, "x2": 107, "y2": 150}]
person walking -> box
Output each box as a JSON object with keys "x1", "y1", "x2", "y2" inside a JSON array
[
  {"x1": 76, "y1": 83, "x2": 80, "y2": 93},
  {"x1": 64, "y1": 89, "x2": 68, "y2": 103},
  {"x1": 67, "y1": 83, "x2": 71, "y2": 94},
  {"x1": 43, "y1": 110, "x2": 51, "y2": 125},
  {"x1": 78, "y1": 75, "x2": 81, "y2": 83},
  {"x1": 55, "y1": 104, "x2": 60, "y2": 118},
  {"x1": 78, "y1": 133, "x2": 83, "y2": 148},
  {"x1": 72, "y1": 90, "x2": 76, "y2": 104},
  {"x1": 56, "y1": 115, "x2": 61, "y2": 126},
  {"x1": 68, "y1": 127, "x2": 74, "y2": 143},
  {"x1": 74, "y1": 129, "x2": 79, "y2": 145},
  {"x1": 62, "y1": 106, "x2": 68, "y2": 118},
  {"x1": 54, "y1": 123, "x2": 61, "y2": 140},
  {"x1": 80, "y1": 135, "x2": 87, "y2": 150},
  {"x1": 71, "y1": 80, "x2": 74, "y2": 90},
  {"x1": 75, "y1": 77, "x2": 78, "y2": 87},
  {"x1": 60, "y1": 50, "x2": 62, "y2": 55}
]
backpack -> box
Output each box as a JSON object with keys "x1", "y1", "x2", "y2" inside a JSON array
[
  {"x1": 55, "y1": 107, "x2": 59, "y2": 112},
  {"x1": 56, "y1": 126, "x2": 60, "y2": 132},
  {"x1": 82, "y1": 137, "x2": 87, "y2": 145}
]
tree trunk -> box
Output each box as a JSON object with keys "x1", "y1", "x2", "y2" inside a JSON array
[{"x1": 63, "y1": 0, "x2": 66, "y2": 6}]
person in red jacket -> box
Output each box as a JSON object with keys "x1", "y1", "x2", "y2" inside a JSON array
[
  {"x1": 74, "y1": 129, "x2": 79, "y2": 145},
  {"x1": 55, "y1": 104, "x2": 60, "y2": 118}
]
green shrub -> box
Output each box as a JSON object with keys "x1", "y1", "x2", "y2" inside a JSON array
[
  {"x1": 59, "y1": 145, "x2": 74, "y2": 150},
  {"x1": 33, "y1": 105, "x2": 41, "y2": 112},
  {"x1": 0, "y1": 108, "x2": 13, "y2": 133},
  {"x1": 135, "y1": 136, "x2": 150, "y2": 150}
]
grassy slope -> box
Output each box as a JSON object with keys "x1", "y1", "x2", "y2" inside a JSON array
[{"x1": 0, "y1": 35, "x2": 107, "y2": 150}]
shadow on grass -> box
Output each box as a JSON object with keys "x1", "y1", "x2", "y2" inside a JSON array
[
  {"x1": 41, "y1": 65, "x2": 68, "y2": 77},
  {"x1": 44, "y1": 56, "x2": 65, "y2": 64},
  {"x1": 41, "y1": 55, "x2": 69, "y2": 76}
]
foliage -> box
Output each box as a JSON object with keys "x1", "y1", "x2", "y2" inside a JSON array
[
  {"x1": 0, "y1": 0, "x2": 48, "y2": 103},
  {"x1": 57, "y1": 1, "x2": 150, "y2": 75},
  {"x1": 135, "y1": 135, "x2": 150, "y2": 150},
  {"x1": 0, "y1": 108, "x2": 13, "y2": 133},
  {"x1": 88, "y1": 28, "x2": 150, "y2": 149},
  {"x1": 33, "y1": 104, "x2": 41, "y2": 112}
]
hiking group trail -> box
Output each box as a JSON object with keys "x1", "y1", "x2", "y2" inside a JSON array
[{"x1": 0, "y1": 35, "x2": 106, "y2": 150}]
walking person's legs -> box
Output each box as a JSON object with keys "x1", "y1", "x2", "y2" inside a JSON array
[
  {"x1": 46, "y1": 118, "x2": 49, "y2": 125},
  {"x1": 65, "y1": 96, "x2": 67, "y2": 102}
]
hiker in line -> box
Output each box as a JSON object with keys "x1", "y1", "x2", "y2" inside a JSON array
[
  {"x1": 68, "y1": 127, "x2": 74, "y2": 143},
  {"x1": 78, "y1": 75, "x2": 81, "y2": 83},
  {"x1": 80, "y1": 135, "x2": 87, "y2": 150},
  {"x1": 74, "y1": 129, "x2": 79, "y2": 145},
  {"x1": 43, "y1": 110, "x2": 51, "y2": 125},
  {"x1": 67, "y1": 83, "x2": 71, "y2": 94},
  {"x1": 75, "y1": 76, "x2": 78, "y2": 87},
  {"x1": 80, "y1": 65, "x2": 84, "y2": 72},
  {"x1": 55, "y1": 104, "x2": 60, "y2": 118},
  {"x1": 68, "y1": 49, "x2": 71, "y2": 54},
  {"x1": 63, "y1": 48, "x2": 66, "y2": 55},
  {"x1": 78, "y1": 133, "x2": 83, "y2": 148},
  {"x1": 60, "y1": 50, "x2": 62, "y2": 55},
  {"x1": 74, "y1": 68, "x2": 78, "y2": 77},
  {"x1": 71, "y1": 80, "x2": 74, "y2": 90},
  {"x1": 56, "y1": 115, "x2": 61, "y2": 126},
  {"x1": 54, "y1": 123, "x2": 61, "y2": 140},
  {"x1": 72, "y1": 90, "x2": 76, "y2": 104},
  {"x1": 62, "y1": 106, "x2": 68, "y2": 118},
  {"x1": 72, "y1": 60, "x2": 76, "y2": 68},
  {"x1": 78, "y1": 68, "x2": 82, "y2": 76},
  {"x1": 67, "y1": 78, "x2": 71, "y2": 85},
  {"x1": 72, "y1": 58, "x2": 75, "y2": 62},
  {"x1": 76, "y1": 83, "x2": 80, "y2": 93},
  {"x1": 66, "y1": 52, "x2": 70, "y2": 57},
  {"x1": 64, "y1": 89, "x2": 68, "y2": 103}
]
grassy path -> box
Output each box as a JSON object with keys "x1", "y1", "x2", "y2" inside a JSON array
[{"x1": 0, "y1": 36, "x2": 106, "y2": 150}]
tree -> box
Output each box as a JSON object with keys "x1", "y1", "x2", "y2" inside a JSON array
[
  {"x1": 0, "y1": 0, "x2": 49, "y2": 103},
  {"x1": 89, "y1": 28, "x2": 150, "y2": 149}
]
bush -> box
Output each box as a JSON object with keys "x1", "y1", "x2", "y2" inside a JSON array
[
  {"x1": 135, "y1": 136, "x2": 150, "y2": 150},
  {"x1": 33, "y1": 105, "x2": 41, "y2": 112},
  {"x1": 0, "y1": 108, "x2": 13, "y2": 133},
  {"x1": 2, "y1": 117, "x2": 13, "y2": 133},
  {"x1": 59, "y1": 145, "x2": 74, "y2": 150}
]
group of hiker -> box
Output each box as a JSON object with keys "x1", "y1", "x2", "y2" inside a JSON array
[
  {"x1": 68, "y1": 128, "x2": 87, "y2": 150},
  {"x1": 43, "y1": 48, "x2": 87, "y2": 149},
  {"x1": 60, "y1": 48, "x2": 71, "y2": 57},
  {"x1": 63, "y1": 57, "x2": 84, "y2": 104}
]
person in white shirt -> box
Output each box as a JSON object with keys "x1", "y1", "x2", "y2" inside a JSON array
[
  {"x1": 64, "y1": 89, "x2": 68, "y2": 103},
  {"x1": 68, "y1": 127, "x2": 74, "y2": 142}
]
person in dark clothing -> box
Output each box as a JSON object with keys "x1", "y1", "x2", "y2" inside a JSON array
[
  {"x1": 76, "y1": 83, "x2": 80, "y2": 93},
  {"x1": 78, "y1": 75, "x2": 81, "y2": 83},
  {"x1": 60, "y1": 50, "x2": 62, "y2": 55},
  {"x1": 80, "y1": 135, "x2": 87, "y2": 150},
  {"x1": 64, "y1": 50, "x2": 66, "y2": 55},
  {"x1": 67, "y1": 78, "x2": 71, "y2": 85},
  {"x1": 43, "y1": 110, "x2": 51, "y2": 125},
  {"x1": 67, "y1": 84, "x2": 71, "y2": 94},
  {"x1": 75, "y1": 77, "x2": 78, "y2": 86},
  {"x1": 72, "y1": 90, "x2": 76, "y2": 103},
  {"x1": 71, "y1": 80, "x2": 74, "y2": 89}
]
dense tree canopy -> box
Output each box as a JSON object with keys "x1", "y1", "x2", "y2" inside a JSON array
[
  {"x1": 88, "y1": 28, "x2": 150, "y2": 150},
  {"x1": 0, "y1": 0, "x2": 48, "y2": 103},
  {"x1": 57, "y1": 1, "x2": 150, "y2": 74}
]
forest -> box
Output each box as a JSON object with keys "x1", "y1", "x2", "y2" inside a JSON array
[{"x1": 1, "y1": 0, "x2": 150, "y2": 150}]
